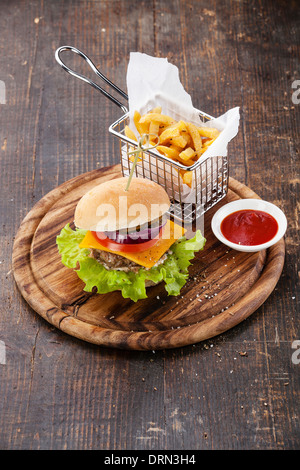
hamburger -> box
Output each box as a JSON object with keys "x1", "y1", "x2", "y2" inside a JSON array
[{"x1": 56, "y1": 176, "x2": 206, "y2": 302}]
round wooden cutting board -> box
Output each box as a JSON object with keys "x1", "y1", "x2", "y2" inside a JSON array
[{"x1": 12, "y1": 165, "x2": 285, "y2": 350}]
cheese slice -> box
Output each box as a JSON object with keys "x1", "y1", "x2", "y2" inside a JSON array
[{"x1": 79, "y1": 219, "x2": 185, "y2": 269}]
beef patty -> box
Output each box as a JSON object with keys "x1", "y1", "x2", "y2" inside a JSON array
[{"x1": 89, "y1": 248, "x2": 168, "y2": 273}]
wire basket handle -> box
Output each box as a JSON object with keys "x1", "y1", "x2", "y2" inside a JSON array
[{"x1": 55, "y1": 46, "x2": 128, "y2": 114}]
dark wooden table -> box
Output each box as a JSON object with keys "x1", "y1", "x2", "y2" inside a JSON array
[{"x1": 0, "y1": 0, "x2": 299, "y2": 451}]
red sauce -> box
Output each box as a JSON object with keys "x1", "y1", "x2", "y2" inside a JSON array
[{"x1": 220, "y1": 209, "x2": 278, "y2": 246}]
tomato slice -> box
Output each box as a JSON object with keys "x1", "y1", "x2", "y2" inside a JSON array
[{"x1": 91, "y1": 229, "x2": 163, "y2": 253}]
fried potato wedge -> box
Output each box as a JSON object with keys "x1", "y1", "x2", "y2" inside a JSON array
[
  {"x1": 139, "y1": 113, "x2": 175, "y2": 126},
  {"x1": 180, "y1": 170, "x2": 193, "y2": 187},
  {"x1": 125, "y1": 125, "x2": 137, "y2": 141},
  {"x1": 198, "y1": 127, "x2": 220, "y2": 139}
]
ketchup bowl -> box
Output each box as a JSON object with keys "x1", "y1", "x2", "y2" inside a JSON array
[{"x1": 211, "y1": 199, "x2": 287, "y2": 252}]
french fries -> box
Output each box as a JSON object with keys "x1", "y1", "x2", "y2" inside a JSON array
[
  {"x1": 180, "y1": 170, "x2": 193, "y2": 187},
  {"x1": 124, "y1": 125, "x2": 137, "y2": 142},
  {"x1": 128, "y1": 106, "x2": 221, "y2": 187}
]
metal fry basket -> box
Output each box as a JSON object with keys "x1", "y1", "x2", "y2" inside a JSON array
[
  {"x1": 55, "y1": 46, "x2": 229, "y2": 223},
  {"x1": 109, "y1": 111, "x2": 228, "y2": 223}
]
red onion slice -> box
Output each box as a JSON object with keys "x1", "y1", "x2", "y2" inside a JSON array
[{"x1": 103, "y1": 220, "x2": 167, "y2": 245}]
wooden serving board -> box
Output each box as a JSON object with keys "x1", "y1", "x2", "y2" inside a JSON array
[{"x1": 12, "y1": 165, "x2": 285, "y2": 350}]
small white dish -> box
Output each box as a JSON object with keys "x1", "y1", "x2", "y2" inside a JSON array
[{"x1": 211, "y1": 199, "x2": 287, "y2": 252}]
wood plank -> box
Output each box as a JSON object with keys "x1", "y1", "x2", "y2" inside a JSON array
[{"x1": 0, "y1": 0, "x2": 298, "y2": 451}]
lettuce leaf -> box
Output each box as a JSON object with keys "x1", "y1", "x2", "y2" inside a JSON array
[{"x1": 56, "y1": 223, "x2": 206, "y2": 302}]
